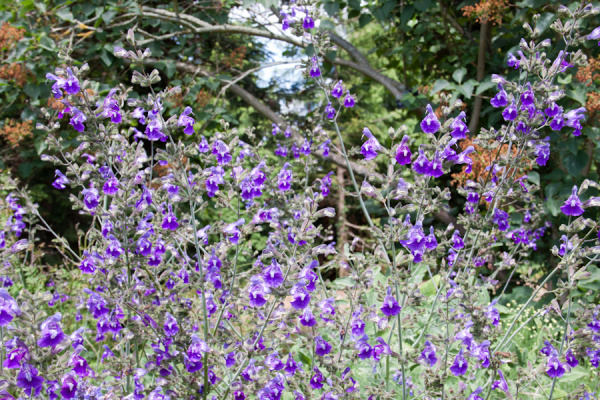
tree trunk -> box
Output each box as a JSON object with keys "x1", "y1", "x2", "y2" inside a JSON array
[{"x1": 468, "y1": 22, "x2": 489, "y2": 134}]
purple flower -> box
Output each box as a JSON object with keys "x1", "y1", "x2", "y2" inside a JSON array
[
  {"x1": 587, "y1": 26, "x2": 600, "y2": 45},
  {"x1": 493, "y1": 208, "x2": 510, "y2": 231},
  {"x1": 546, "y1": 354, "x2": 566, "y2": 378},
  {"x1": 325, "y1": 102, "x2": 335, "y2": 119},
  {"x1": 277, "y1": 163, "x2": 292, "y2": 192},
  {"x1": 263, "y1": 259, "x2": 284, "y2": 288},
  {"x1": 450, "y1": 111, "x2": 469, "y2": 138},
  {"x1": 545, "y1": 102, "x2": 561, "y2": 117},
  {"x1": 491, "y1": 369, "x2": 509, "y2": 392},
  {"x1": 46, "y1": 72, "x2": 66, "y2": 98},
  {"x1": 471, "y1": 340, "x2": 491, "y2": 367},
  {"x1": 451, "y1": 230, "x2": 464, "y2": 249},
  {"x1": 420, "y1": 104, "x2": 440, "y2": 134},
  {"x1": 310, "y1": 367, "x2": 324, "y2": 389},
  {"x1": 564, "y1": 107, "x2": 586, "y2": 136},
  {"x1": 485, "y1": 299, "x2": 500, "y2": 326},
  {"x1": 37, "y1": 313, "x2": 66, "y2": 348},
  {"x1": 178, "y1": 106, "x2": 195, "y2": 135},
  {"x1": 361, "y1": 127, "x2": 383, "y2": 160},
  {"x1": 3, "y1": 338, "x2": 29, "y2": 369},
  {"x1": 281, "y1": 12, "x2": 291, "y2": 30},
  {"x1": 425, "y1": 226, "x2": 438, "y2": 250},
  {"x1": 212, "y1": 140, "x2": 232, "y2": 165},
  {"x1": 534, "y1": 139, "x2": 550, "y2": 166},
  {"x1": 373, "y1": 337, "x2": 392, "y2": 362},
  {"x1": 332, "y1": 80, "x2": 344, "y2": 98},
  {"x1": 299, "y1": 307, "x2": 317, "y2": 326},
  {"x1": 315, "y1": 335, "x2": 332, "y2": 356},
  {"x1": 419, "y1": 340, "x2": 437, "y2": 367},
  {"x1": 17, "y1": 363, "x2": 44, "y2": 397},
  {"x1": 468, "y1": 387, "x2": 484, "y2": 400},
  {"x1": 520, "y1": 83, "x2": 535, "y2": 106},
  {"x1": 303, "y1": 15, "x2": 314, "y2": 29},
  {"x1": 413, "y1": 148, "x2": 432, "y2": 176},
  {"x1": 198, "y1": 135, "x2": 209, "y2": 152},
  {"x1": 400, "y1": 221, "x2": 426, "y2": 263},
  {"x1": 290, "y1": 283, "x2": 311, "y2": 309},
  {"x1": 507, "y1": 52, "x2": 521, "y2": 69},
  {"x1": 223, "y1": 218, "x2": 245, "y2": 244},
  {"x1": 285, "y1": 353, "x2": 298, "y2": 375},
  {"x1": 60, "y1": 373, "x2": 78, "y2": 399},
  {"x1": 103, "y1": 176, "x2": 119, "y2": 196},
  {"x1": 248, "y1": 276, "x2": 268, "y2": 307},
  {"x1": 565, "y1": 348, "x2": 579, "y2": 368},
  {"x1": 343, "y1": 90, "x2": 355, "y2": 108},
  {"x1": 490, "y1": 84, "x2": 508, "y2": 108},
  {"x1": 52, "y1": 170, "x2": 69, "y2": 189},
  {"x1": 64, "y1": 68, "x2": 80, "y2": 95},
  {"x1": 395, "y1": 135, "x2": 411, "y2": 164},
  {"x1": 162, "y1": 204, "x2": 179, "y2": 230},
  {"x1": 82, "y1": 187, "x2": 99, "y2": 210},
  {"x1": 0, "y1": 288, "x2": 20, "y2": 326},
  {"x1": 561, "y1": 186, "x2": 584, "y2": 216},
  {"x1": 449, "y1": 348, "x2": 468, "y2": 376},
  {"x1": 309, "y1": 56, "x2": 320, "y2": 78},
  {"x1": 97, "y1": 89, "x2": 122, "y2": 124},
  {"x1": 502, "y1": 101, "x2": 518, "y2": 121},
  {"x1": 163, "y1": 312, "x2": 179, "y2": 336},
  {"x1": 381, "y1": 287, "x2": 401, "y2": 316}
]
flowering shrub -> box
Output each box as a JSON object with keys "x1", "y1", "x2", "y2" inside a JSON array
[{"x1": 0, "y1": 2, "x2": 600, "y2": 400}]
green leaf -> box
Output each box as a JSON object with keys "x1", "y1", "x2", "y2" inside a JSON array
[
  {"x1": 430, "y1": 79, "x2": 452, "y2": 95},
  {"x1": 23, "y1": 84, "x2": 41, "y2": 99},
  {"x1": 332, "y1": 277, "x2": 357, "y2": 288},
  {"x1": 323, "y1": 1, "x2": 339, "y2": 17},
  {"x1": 456, "y1": 79, "x2": 476, "y2": 99},
  {"x1": 452, "y1": 67, "x2": 467, "y2": 84},
  {"x1": 547, "y1": 197, "x2": 561, "y2": 217},
  {"x1": 100, "y1": 49, "x2": 112, "y2": 67},
  {"x1": 320, "y1": 19, "x2": 335, "y2": 31},
  {"x1": 565, "y1": 88, "x2": 587, "y2": 106},
  {"x1": 414, "y1": 0, "x2": 431, "y2": 11},
  {"x1": 475, "y1": 79, "x2": 497, "y2": 95},
  {"x1": 536, "y1": 12, "x2": 555, "y2": 34},
  {"x1": 372, "y1": 0, "x2": 395, "y2": 21},
  {"x1": 527, "y1": 171, "x2": 540, "y2": 186},
  {"x1": 420, "y1": 275, "x2": 440, "y2": 297},
  {"x1": 102, "y1": 10, "x2": 117, "y2": 24},
  {"x1": 55, "y1": 8, "x2": 74, "y2": 22},
  {"x1": 564, "y1": 151, "x2": 588, "y2": 176},
  {"x1": 359, "y1": 14, "x2": 372, "y2": 27},
  {"x1": 348, "y1": 0, "x2": 361, "y2": 10}
]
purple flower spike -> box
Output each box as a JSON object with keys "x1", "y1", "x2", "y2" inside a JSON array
[
  {"x1": 331, "y1": 80, "x2": 344, "y2": 98},
  {"x1": 450, "y1": 111, "x2": 469, "y2": 139},
  {"x1": 64, "y1": 68, "x2": 80, "y2": 95},
  {"x1": 395, "y1": 135, "x2": 412, "y2": 165},
  {"x1": 420, "y1": 104, "x2": 441, "y2": 134},
  {"x1": 163, "y1": 312, "x2": 179, "y2": 336},
  {"x1": 325, "y1": 102, "x2": 336, "y2": 119},
  {"x1": 178, "y1": 106, "x2": 195, "y2": 135},
  {"x1": 315, "y1": 335, "x2": 332, "y2": 356},
  {"x1": 82, "y1": 187, "x2": 99, "y2": 210},
  {"x1": 361, "y1": 127, "x2": 383, "y2": 160},
  {"x1": 546, "y1": 354, "x2": 566, "y2": 378},
  {"x1": 162, "y1": 204, "x2": 179, "y2": 231},
  {"x1": 449, "y1": 348, "x2": 468, "y2": 376},
  {"x1": 303, "y1": 15, "x2": 315, "y2": 29},
  {"x1": 248, "y1": 276, "x2": 268, "y2": 307},
  {"x1": 520, "y1": 83, "x2": 535, "y2": 106},
  {"x1": 493, "y1": 208, "x2": 509, "y2": 231},
  {"x1": 343, "y1": 90, "x2": 355, "y2": 108},
  {"x1": 17, "y1": 363, "x2": 44, "y2": 397},
  {"x1": 502, "y1": 102, "x2": 518, "y2": 121},
  {"x1": 413, "y1": 148, "x2": 432, "y2": 176},
  {"x1": 565, "y1": 348, "x2": 579, "y2": 368},
  {"x1": 419, "y1": 340, "x2": 437, "y2": 367},
  {"x1": 491, "y1": 369, "x2": 509, "y2": 392},
  {"x1": 490, "y1": 84, "x2": 508, "y2": 108},
  {"x1": 299, "y1": 307, "x2": 317, "y2": 326},
  {"x1": 37, "y1": 313, "x2": 66, "y2": 349},
  {"x1": 310, "y1": 56, "x2": 320, "y2": 78},
  {"x1": 223, "y1": 218, "x2": 245, "y2": 244},
  {"x1": 468, "y1": 387, "x2": 484, "y2": 400},
  {"x1": 52, "y1": 170, "x2": 69, "y2": 190},
  {"x1": 587, "y1": 26, "x2": 600, "y2": 45},
  {"x1": 212, "y1": 140, "x2": 232, "y2": 165},
  {"x1": 277, "y1": 163, "x2": 292, "y2": 192},
  {"x1": 263, "y1": 259, "x2": 284, "y2": 288},
  {"x1": 381, "y1": 287, "x2": 401, "y2": 316},
  {"x1": 310, "y1": 367, "x2": 324, "y2": 389},
  {"x1": 561, "y1": 186, "x2": 584, "y2": 216},
  {"x1": 60, "y1": 373, "x2": 78, "y2": 399}
]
